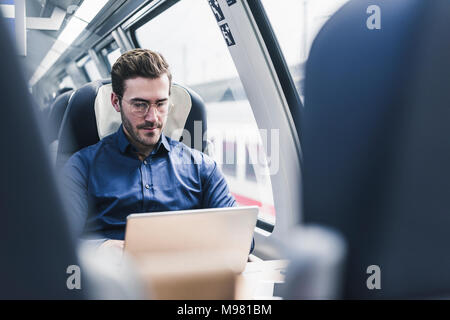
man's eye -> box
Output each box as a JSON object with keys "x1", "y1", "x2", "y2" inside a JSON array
[{"x1": 134, "y1": 103, "x2": 147, "y2": 109}]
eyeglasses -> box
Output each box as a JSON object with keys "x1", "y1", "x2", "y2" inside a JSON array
[{"x1": 119, "y1": 96, "x2": 171, "y2": 117}]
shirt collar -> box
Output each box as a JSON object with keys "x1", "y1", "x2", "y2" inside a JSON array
[
  {"x1": 116, "y1": 124, "x2": 171, "y2": 155},
  {"x1": 159, "y1": 133, "x2": 171, "y2": 153}
]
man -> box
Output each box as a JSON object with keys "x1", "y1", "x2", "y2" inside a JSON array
[{"x1": 62, "y1": 49, "x2": 236, "y2": 251}]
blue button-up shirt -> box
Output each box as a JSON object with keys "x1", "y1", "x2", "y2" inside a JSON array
[{"x1": 61, "y1": 125, "x2": 236, "y2": 241}]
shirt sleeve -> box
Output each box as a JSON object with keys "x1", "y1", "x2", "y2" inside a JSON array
[
  {"x1": 200, "y1": 154, "x2": 236, "y2": 208},
  {"x1": 60, "y1": 152, "x2": 91, "y2": 238}
]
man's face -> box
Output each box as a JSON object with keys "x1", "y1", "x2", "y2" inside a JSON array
[{"x1": 112, "y1": 75, "x2": 170, "y2": 152}]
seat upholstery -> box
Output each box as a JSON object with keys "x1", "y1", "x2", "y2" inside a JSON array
[
  {"x1": 47, "y1": 89, "x2": 74, "y2": 143},
  {"x1": 56, "y1": 80, "x2": 208, "y2": 170},
  {"x1": 302, "y1": 0, "x2": 450, "y2": 298}
]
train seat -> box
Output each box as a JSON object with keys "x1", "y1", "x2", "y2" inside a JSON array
[
  {"x1": 56, "y1": 80, "x2": 208, "y2": 170},
  {"x1": 302, "y1": 0, "x2": 450, "y2": 298},
  {"x1": 47, "y1": 90, "x2": 74, "y2": 164},
  {"x1": 47, "y1": 89, "x2": 74, "y2": 143},
  {"x1": 0, "y1": 15, "x2": 84, "y2": 299}
]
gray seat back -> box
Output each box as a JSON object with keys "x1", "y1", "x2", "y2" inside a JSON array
[
  {"x1": 0, "y1": 15, "x2": 84, "y2": 299},
  {"x1": 302, "y1": 0, "x2": 450, "y2": 298}
]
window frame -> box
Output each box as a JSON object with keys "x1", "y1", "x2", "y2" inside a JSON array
[
  {"x1": 76, "y1": 55, "x2": 93, "y2": 82},
  {"x1": 99, "y1": 40, "x2": 121, "y2": 71}
]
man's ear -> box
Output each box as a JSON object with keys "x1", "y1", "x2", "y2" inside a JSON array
[{"x1": 111, "y1": 92, "x2": 121, "y2": 113}]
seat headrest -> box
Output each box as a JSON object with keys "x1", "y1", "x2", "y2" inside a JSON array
[
  {"x1": 47, "y1": 90, "x2": 74, "y2": 143},
  {"x1": 0, "y1": 15, "x2": 83, "y2": 298},
  {"x1": 95, "y1": 83, "x2": 193, "y2": 141},
  {"x1": 56, "y1": 80, "x2": 207, "y2": 169}
]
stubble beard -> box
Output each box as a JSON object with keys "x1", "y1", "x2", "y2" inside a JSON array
[{"x1": 120, "y1": 109, "x2": 162, "y2": 150}]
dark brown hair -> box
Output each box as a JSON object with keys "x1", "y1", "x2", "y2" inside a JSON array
[{"x1": 111, "y1": 49, "x2": 172, "y2": 98}]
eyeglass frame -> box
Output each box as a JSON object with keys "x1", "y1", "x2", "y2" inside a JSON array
[{"x1": 117, "y1": 95, "x2": 172, "y2": 117}]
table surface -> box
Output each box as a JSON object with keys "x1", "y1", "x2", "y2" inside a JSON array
[{"x1": 237, "y1": 259, "x2": 289, "y2": 299}]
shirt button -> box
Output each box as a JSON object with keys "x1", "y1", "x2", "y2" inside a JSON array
[{"x1": 145, "y1": 184, "x2": 150, "y2": 189}]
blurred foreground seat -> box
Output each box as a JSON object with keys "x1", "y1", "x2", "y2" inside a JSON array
[
  {"x1": 0, "y1": 14, "x2": 84, "y2": 299},
  {"x1": 0, "y1": 14, "x2": 141, "y2": 300},
  {"x1": 302, "y1": 0, "x2": 450, "y2": 298}
]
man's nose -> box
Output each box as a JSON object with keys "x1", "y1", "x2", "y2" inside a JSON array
[{"x1": 144, "y1": 106, "x2": 158, "y2": 122}]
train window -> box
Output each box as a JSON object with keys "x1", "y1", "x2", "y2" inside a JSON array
[
  {"x1": 59, "y1": 75, "x2": 75, "y2": 89},
  {"x1": 133, "y1": 0, "x2": 276, "y2": 226},
  {"x1": 84, "y1": 59, "x2": 102, "y2": 81},
  {"x1": 107, "y1": 49, "x2": 121, "y2": 68},
  {"x1": 245, "y1": 148, "x2": 257, "y2": 183},
  {"x1": 222, "y1": 141, "x2": 237, "y2": 177},
  {"x1": 100, "y1": 42, "x2": 122, "y2": 71},
  {"x1": 77, "y1": 54, "x2": 103, "y2": 81},
  {"x1": 261, "y1": 0, "x2": 349, "y2": 100}
]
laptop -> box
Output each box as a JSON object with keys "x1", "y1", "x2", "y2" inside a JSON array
[{"x1": 124, "y1": 206, "x2": 259, "y2": 274}]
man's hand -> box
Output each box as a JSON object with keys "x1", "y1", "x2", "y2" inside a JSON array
[{"x1": 98, "y1": 239, "x2": 124, "y2": 251}]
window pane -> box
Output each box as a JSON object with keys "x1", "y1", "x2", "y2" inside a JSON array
[
  {"x1": 135, "y1": 0, "x2": 276, "y2": 225},
  {"x1": 84, "y1": 59, "x2": 102, "y2": 81},
  {"x1": 222, "y1": 141, "x2": 237, "y2": 177},
  {"x1": 261, "y1": 0, "x2": 349, "y2": 101},
  {"x1": 245, "y1": 148, "x2": 257, "y2": 182},
  {"x1": 101, "y1": 42, "x2": 121, "y2": 70},
  {"x1": 59, "y1": 75, "x2": 75, "y2": 89},
  {"x1": 107, "y1": 48, "x2": 121, "y2": 68}
]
